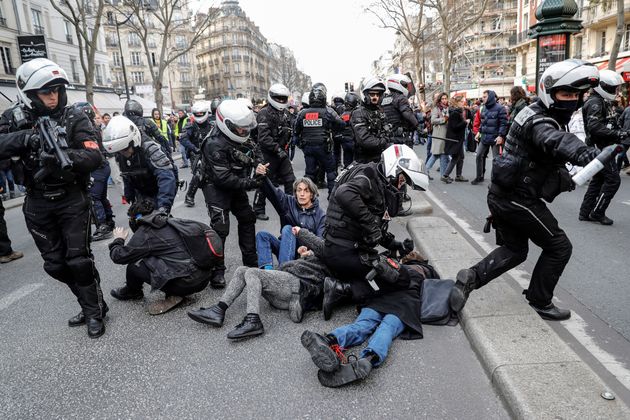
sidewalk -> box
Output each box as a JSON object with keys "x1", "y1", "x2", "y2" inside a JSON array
[{"x1": 406, "y1": 196, "x2": 630, "y2": 419}]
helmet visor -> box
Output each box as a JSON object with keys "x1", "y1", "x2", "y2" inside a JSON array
[
  {"x1": 270, "y1": 94, "x2": 288, "y2": 104},
  {"x1": 225, "y1": 118, "x2": 257, "y2": 139},
  {"x1": 601, "y1": 82, "x2": 620, "y2": 95},
  {"x1": 568, "y1": 76, "x2": 599, "y2": 90},
  {"x1": 193, "y1": 112, "x2": 206, "y2": 118}
]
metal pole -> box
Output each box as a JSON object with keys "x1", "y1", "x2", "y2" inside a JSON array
[{"x1": 115, "y1": 15, "x2": 132, "y2": 101}]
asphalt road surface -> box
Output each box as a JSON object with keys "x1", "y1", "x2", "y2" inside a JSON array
[{"x1": 0, "y1": 151, "x2": 507, "y2": 419}]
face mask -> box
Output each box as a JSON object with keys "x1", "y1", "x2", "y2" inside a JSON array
[{"x1": 551, "y1": 100, "x2": 579, "y2": 125}]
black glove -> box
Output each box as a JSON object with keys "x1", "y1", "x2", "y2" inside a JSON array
[
  {"x1": 243, "y1": 177, "x2": 262, "y2": 191},
  {"x1": 276, "y1": 148, "x2": 288, "y2": 160},
  {"x1": 364, "y1": 226, "x2": 382, "y2": 248},
  {"x1": 22, "y1": 130, "x2": 39, "y2": 150},
  {"x1": 39, "y1": 150, "x2": 58, "y2": 168}
]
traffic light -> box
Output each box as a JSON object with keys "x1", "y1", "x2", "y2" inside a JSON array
[{"x1": 344, "y1": 82, "x2": 349, "y2": 92}]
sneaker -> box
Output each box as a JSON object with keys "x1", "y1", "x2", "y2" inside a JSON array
[
  {"x1": 588, "y1": 212, "x2": 613, "y2": 226},
  {"x1": 317, "y1": 358, "x2": 373, "y2": 388},
  {"x1": 300, "y1": 330, "x2": 344, "y2": 373},
  {"x1": 227, "y1": 313, "x2": 264, "y2": 339},
  {"x1": 256, "y1": 213, "x2": 269, "y2": 221},
  {"x1": 470, "y1": 177, "x2": 484, "y2": 185},
  {"x1": 0, "y1": 251, "x2": 24, "y2": 264},
  {"x1": 92, "y1": 224, "x2": 113, "y2": 242},
  {"x1": 440, "y1": 176, "x2": 453, "y2": 184},
  {"x1": 449, "y1": 268, "x2": 478, "y2": 312},
  {"x1": 110, "y1": 286, "x2": 144, "y2": 301},
  {"x1": 187, "y1": 304, "x2": 226, "y2": 327},
  {"x1": 455, "y1": 175, "x2": 469, "y2": 182}
]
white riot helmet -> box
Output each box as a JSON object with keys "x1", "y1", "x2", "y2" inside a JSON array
[
  {"x1": 15, "y1": 58, "x2": 69, "y2": 113},
  {"x1": 381, "y1": 144, "x2": 429, "y2": 191},
  {"x1": 215, "y1": 99, "x2": 257, "y2": 144},
  {"x1": 267, "y1": 83, "x2": 290, "y2": 110},
  {"x1": 387, "y1": 74, "x2": 412, "y2": 97},
  {"x1": 538, "y1": 59, "x2": 599, "y2": 109},
  {"x1": 594, "y1": 69, "x2": 624, "y2": 101},
  {"x1": 361, "y1": 76, "x2": 386, "y2": 106},
  {"x1": 301, "y1": 92, "x2": 310, "y2": 107},
  {"x1": 236, "y1": 97, "x2": 254, "y2": 110},
  {"x1": 102, "y1": 115, "x2": 142, "y2": 154},
  {"x1": 191, "y1": 101, "x2": 211, "y2": 124}
]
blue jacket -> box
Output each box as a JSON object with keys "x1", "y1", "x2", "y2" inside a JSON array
[
  {"x1": 480, "y1": 90, "x2": 508, "y2": 145},
  {"x1": 262, "y1": 177, "x2": 326, "y2": 237}
]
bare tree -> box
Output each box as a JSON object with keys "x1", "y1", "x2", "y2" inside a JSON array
[
  {"x1": 111, "y1": 0, "x2": 219, "y2": 113},
  {"x1": 608, "y1": 0, "x2": 625, "y2": 70},
  {"x1": 50, "y1": 0, "x2": 105, "y2": 104},
  {"x1": 425, "y1": 0, "x2": 489, "y2": 93},
  {"x1": 366, "y1": 0, "x2": 428, "y2": 102}
]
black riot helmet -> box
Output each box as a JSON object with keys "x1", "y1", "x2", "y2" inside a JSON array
[
  {"x1": 309, "y1": 86, "x2": 327, "y2": 107},
  {"x1": 312, "y1": 82, "x2": 327, "y2": 97},
  {"x1": 74, "y1": 101, "x2": 96, "y2": 121},
  {"x1": 210, "y1": 98, "x2": 221, "y2": 115},
  {"x1": 123, "y1": 99, "x2": 143, "y2": 117},
  {"x1": 344, "y1": 92, "x2": 360, "y2": 109}
]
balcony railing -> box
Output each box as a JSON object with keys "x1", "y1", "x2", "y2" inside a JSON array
[{"x1": 33, "y1": 24, "x2": 45, "y2": 35}]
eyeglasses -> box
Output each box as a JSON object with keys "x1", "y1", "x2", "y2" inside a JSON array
[{"x1": 36, "y1": 85, "x2": 61, "y2": 95}]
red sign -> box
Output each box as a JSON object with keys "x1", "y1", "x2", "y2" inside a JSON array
[{"x1": 305, "y1": 112, "x2": 319, "y2": 120}]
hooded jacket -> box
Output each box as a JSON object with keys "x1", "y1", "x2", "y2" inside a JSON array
[
  {"x1": 479, "y1": 90, "x2": 508, "y2": 145},
  {"x1": 108, "y1": 212, "x2": 210, "y2": 290}
]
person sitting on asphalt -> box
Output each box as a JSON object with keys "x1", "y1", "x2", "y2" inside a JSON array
[
  {"x1": 254, "y1": 164, "x2": 325, "y2": 269},
  {"x1": 108, "y1": 198, "x2": 214, "y2": 315},
  {"x1": 187, "y1": 226, "x2": 327, "y2": 339},
  {"x1": 300, "y1": 255, "x2": 427, "y2": 388}
]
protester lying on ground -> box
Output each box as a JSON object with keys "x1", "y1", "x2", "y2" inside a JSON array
[
  {"x1": 108, "y1": 198, "x2": 219, "y2": 315},
  {"x1": 255, "y1": 163, "x2": 325, "y2": 269},
  {"x1": 301, "y1": 257, "x2": 426, "y2": 388},
  {"x1": 187, "y1": 227, "x2": 328, "y2": 338}
]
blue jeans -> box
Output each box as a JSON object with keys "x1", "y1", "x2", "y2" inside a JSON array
[
  {"x1": 426, "y1": 153, "x2": 450, "y2": 174},
  {"x1": 331, "y1": 307, "x2": 404, "y2": 366},
  {"x1": 89, "y1": 163, "x2": 113, "y2": 223},
  {"x1": 255, "y1": 225, "x2": 297, "y2": 268},
  {"x1": 179, "y1": 143, "x2": 189, "y2": 166}
]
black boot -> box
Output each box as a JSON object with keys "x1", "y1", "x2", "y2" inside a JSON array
[
  {"x1": 529, "y1": 302, "x2": 571, "y2": 321},
  {"x1": 449, "y1": 268, "x2": 478, "y2": 312},
  {"x1": 289, "y1": 279, "x2": 322, "y2": 323},
  {"x1": 68, "y1": 302, "x2": 109, "y2": 327},
  {"x1": 317, "y1": 358, "x2": 373, "y2": 388},
  {"x1": 210, "y1": 269, "x2": 226, "y2": 289},
  {"x1": 322, "y1": 277, "x2": 352, "y2": 321},
  {"x1": 227, "y1": 313, "x2": 264, "y2": 339},
  {"x1": 110, "y1": 285, "x2": 144, "y2": 300},
  {"x1": 300, "y1": 330, "x2": 342, "y2": 373},
  {"x1": 187, "y1": 304, "x2": 226, "y2": 327},
  {"x1": 92, "y1": 224, "x2": 113, "y2": 242},
  {"x1": 76, "y1": 282, "x2": 106, "y2": 339},
  {"x1": 588, "y1": 212, "x2": 613, "y2": 225},
  {"x1": 105, "y1": 216, "x2": 115, "y2": 230}
]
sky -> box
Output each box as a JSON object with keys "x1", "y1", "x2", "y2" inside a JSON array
[{"x1": 199, "y1": 0, "x2": 397, "y2": 95}]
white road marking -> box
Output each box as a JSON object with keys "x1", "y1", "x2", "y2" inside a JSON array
[
  {"x1": 621, "y1": 200, "x2": 630, "y2": 206},
  {"x1": 425, "y1": 190, "x2": 630, "y2": 390},
  {"x1": 0, "y1": 283, "x2": 44, "y2": 311}
]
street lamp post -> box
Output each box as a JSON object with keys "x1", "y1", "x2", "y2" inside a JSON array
[
  {"x1": 115, "y1": 14, "x2": 133, "y2": 101},
  {"x1": 529, "y1": 0, "x2": 583, "y2": 92}
]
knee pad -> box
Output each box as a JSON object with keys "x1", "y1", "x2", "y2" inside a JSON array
[
  {"x1": 66, "y1": 256, "x2": 97, "y2": 286},
  {"x1": 43, "y1": 261, "x2": 73, "y2": 283}
]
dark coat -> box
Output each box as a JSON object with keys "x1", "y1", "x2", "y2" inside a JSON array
[
  {"x1": 108, "y1": 212, "x2": 211, "y2": 291},
  {"x1": 444, "y1": 107, "x2": 467, "y2": 156},
  {"x1": 359, "y1": 265, "x2": 424, "y2": 340},
  {"x1": 507, "y1": 98, "x2": 529, "y2": 133},
  {"x1": 480, "y1": 90, "x2": 508, "y2": 144}
]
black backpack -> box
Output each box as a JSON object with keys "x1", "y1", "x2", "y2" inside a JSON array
[{"x1": 166, "y1": 218, "x2": 223, "y2": 269}]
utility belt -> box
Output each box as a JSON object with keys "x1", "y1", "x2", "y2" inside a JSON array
[
  {"x1": 325, "y1": 235, "x2": 360, "y2": 249},
  {"x1": 28, "y1": 181, "x2": 85, "y2": 201}
]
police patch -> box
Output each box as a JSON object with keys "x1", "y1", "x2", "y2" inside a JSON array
[
  {"x1": 514, "y1": 106, "x2": 536, "y2": 125},
  {"x1": 303, "y1": 118, "x2": 323, "y2": 127},
  {"x1": 381, "y1": 96, "x2": 393, "y2": 106}
]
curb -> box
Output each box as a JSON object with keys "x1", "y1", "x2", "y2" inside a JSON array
[
  {"x1": 406, "y1": 216, "x2": 630, "y2": 419},
  {"x1": 402, "y1": 190, "x2": 432, "y2": 216}
]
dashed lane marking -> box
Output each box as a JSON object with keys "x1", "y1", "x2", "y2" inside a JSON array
[
  {"x1": 425, "y1": 190, "x2": 630, "y2": 391},
  {"x1": 0, "y1": 283, "x2": 44, "y2": 311}
]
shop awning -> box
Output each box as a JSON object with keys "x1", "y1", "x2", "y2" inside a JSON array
[{"x1": 595, "y1": 56, "x2": 630, "y2": 72}]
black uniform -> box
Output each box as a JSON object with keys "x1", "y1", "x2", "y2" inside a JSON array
[
  {"x1": 340, "y1": 105, "x2": 356, "y2": 167},
  {"x1": 201, "y1": 129, "x2": 262, "y2": 274},
  {"x1": 382, "y1": 91, "x2": 419, "y2": 147},
  {"x1": 179, "y1": 119, "x2": 213, "y2": 204},
  {"x1": 351, "y1": 103, "x2": 390, "y2": 163},
  {"x1": 295, "y1": 104, "x2": 345, "y2": 193},
  {"x1": 0, "y1": 104, "x2": 107, "y2": 326},
  {"x1": 323, "y1": 162, "x2": 406, "y2": 299},
  {"x1": 116, "y1": 136, "x2": 177, "y2": 213},
  {"x1": 468, "y1": 101, "x2": 597, "y2": 307},
  {"x1": 332, "y1": 100, "x2": 346, "y2": 166},
  {"x1": 253, "y1": 105, "x2": 295, "y2": 216},
  {"x1": 579, "y1": 92, "x2": 623, "y2": 221}
]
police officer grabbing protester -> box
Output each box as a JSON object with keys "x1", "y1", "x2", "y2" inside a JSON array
[
  {"x1": 294, "y1": 84, "x2": 346, "y2": 197},
  {"x1": 0, "y1": 58, "x2": 107, "y2": 338},
  {"x1": 253, "y1": 84, "x2": 296, "y2": 220},
  {"x1": 200, "y1": 99, "x2": 261, "y2": 288},
  {"x1": 382, "y1": 74, "x2": 419, "y2": 148},
  {"x1": 450, "y1": 59, "x2": 611, "y2": 321},
  {"x1": 102, "y1": 115, "x2": 176, "y2": 214},
  {"x1": 578, "y1": 69, "x2": 626, "y2": 225},
  {"x1": 352, "y1": 77, "x2": 391, "y2": 163},
  {"x1": 180, "y1": 101, "x2": 214, "y2": 208},
  {"x1": 321, "y1": 144, "x2": 429, "y2": 319}
]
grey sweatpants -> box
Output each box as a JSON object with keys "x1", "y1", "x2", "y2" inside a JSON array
[{"x1": 219, "y1": 266, "x2": 300, "y2": 315}]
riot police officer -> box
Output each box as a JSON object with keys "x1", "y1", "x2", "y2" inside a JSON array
[
  {"x1": 295, "y1": 85, "x2": 345, "y2": 196},
  {"x1": 180, "y1": 101, "x2": 214, "y2": 207},
  {"x1": 351, "y1": 77, "x2": 390, "y2": 163},
  {"x1": 200, "y1": 100, "x2": 261, "y2": 287},
  {"x1": 253, "y1": 84, "x2": 295, "y2": 220},
  {"x1": 103, "y1": 115, "x2": 176, "y2": 214},
  {"x1": 340, "y1": 92, "x2": 359, "y2": 167},
  {"x1": 331, "y1": 92, "x2": 346, "y2": 166},
  {"x1": 321, "y1": 144, "x2": 429, "y2": 319},
  {"x1": 450, "y1": 59, "x2": 603, "y2": 321},
  {"x1": 578, "y1": 69, "x2": 625, "y2": 225},
  {"x1": 0, "y1": 58, "x2": 107, "y2": 338},
  {"x1": 383, "y1": 74, "x2": 419, "y2": 147}
]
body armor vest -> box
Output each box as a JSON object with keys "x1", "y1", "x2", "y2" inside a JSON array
[
  {"x1": 382, "y1": 93, "x2": 403, "y2": 129},
  {"x1": 301, "y1": 107, "x2": 330, "y2": 146},
  {"x1": 117, "y1": 147, "x2": 158, "y2": 197}
]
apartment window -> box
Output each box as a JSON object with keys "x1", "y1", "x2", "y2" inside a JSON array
[
  {"x1": 128, "y1": 32, "x2": 141, "y2": 47},
  {"x1": 1, "y1": 46, "x2": 14, "y2": 74},
  {"x1": 175, "y1": 36, "x2": 187, "y2": 49},
  {"x1": 130, "y1": 51, "x2": 141, "y2": 66},
  {"x1": 180, "y1": 72, "x2": 190, "y2": 82},
  {"x1": 599, "y1": 30, "x2": 607, "y2": 56},
  {"x1": 0, "y1": 6, "x2": 6, "y2": 28},
  {"x1": 178, "y1": 54, "x2": 189, "y2": 65},
  {"x1": 131, "y1": 71, "x2": 144, "y2": 83},
  {"x1": 574, "y1": 36, "x2": 583, "y2": 59},
  {"x1": 234, "y1": 62, "x2": 240, "y2": 73},
  {"x1": 70, "y1": 58, "x2": 79, "y2": 82},
  {"x1": 95, "y1": 65, "x2": 103, "y2": 85},
  {"x1": 223, "y1": 63, "x2": 229, "y2": 73},
  {"x1": 64, "y1": 20, "x2": 73, "y2": 44},
  {"x1": 106, "y1": 11, "x2": 114, "y2": 25},
  {"x1": 148, "y1": 35, "x2": 156, "y2": 48},
  {"x1": 112, "y1": 51, "x2": 121, "y2": 66},
  {"x1": 624, "y1": 24, "x2": 630, "y2": 51},
  {"x1": 522, "y1": 12, "x2": 529, "y2": 33},
  {"x1": 31, "y1": 9, "x2": 44, "y2": 35}
]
